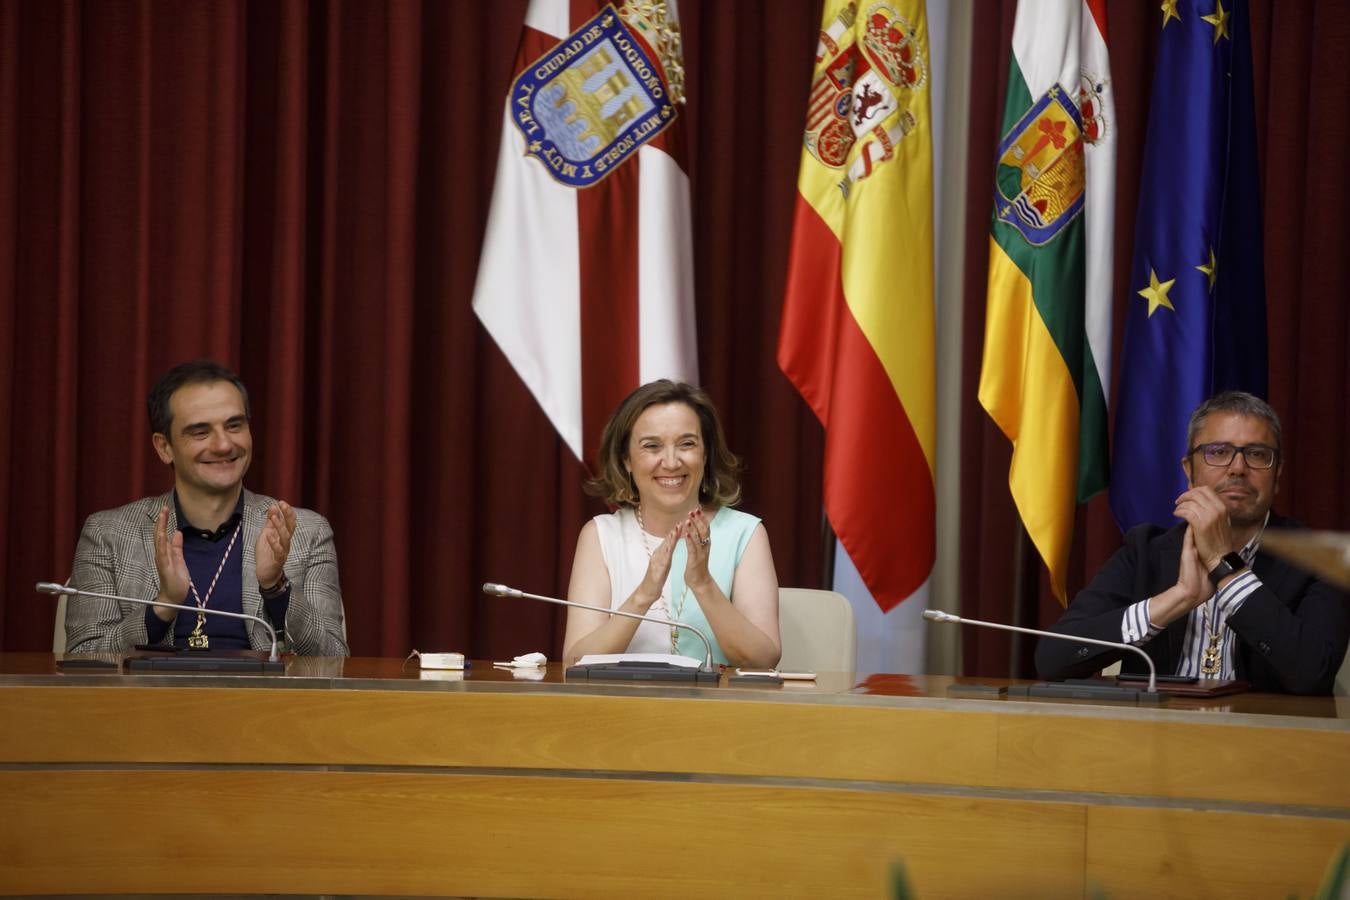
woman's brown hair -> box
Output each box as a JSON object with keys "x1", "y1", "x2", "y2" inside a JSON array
[{"x1": 585, "y1": 380, "x2": 742, "y2": 509}]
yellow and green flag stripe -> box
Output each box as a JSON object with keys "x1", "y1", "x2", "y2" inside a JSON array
[{"x1": 979, "y1": 0, "x2": 1114, "y2": 602}]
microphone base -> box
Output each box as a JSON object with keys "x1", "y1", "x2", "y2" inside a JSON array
[
  {"x1": 566, "y1": 662, "x2": 721, "y2": 684},
  {"x1": 126, "y1": 654, "x2": 284, "y2": 674},
  {"x1": 1027, "y1": 680, "x2": 1162, "y2": 704}
]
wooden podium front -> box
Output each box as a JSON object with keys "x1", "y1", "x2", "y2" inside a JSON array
[{"x1": 0, "y1": 654, "x2": 1346, "y2": 898}]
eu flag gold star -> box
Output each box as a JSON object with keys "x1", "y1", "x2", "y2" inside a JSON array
[
  {"x1": 1195, "y1": 247, "x2": 1218, "y2": 291},
  {"x1": 1161, "y1": 0, "x2": 1181, "y2": 29},
  {"x1": 1138, "y1": 268, "x2": 1177, "y2": 317},
  {"x1": 1202, "y1": 0, "x2": 1231, "y2": 44}
]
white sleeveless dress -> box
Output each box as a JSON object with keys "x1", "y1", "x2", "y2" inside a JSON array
[{"x1": 592, "y1": 506, "x2": 761, "y2": 664}]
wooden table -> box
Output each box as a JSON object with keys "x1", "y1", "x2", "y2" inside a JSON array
[{"x1": 1, "y1": 653, "x2": 1347, "y2": 898}]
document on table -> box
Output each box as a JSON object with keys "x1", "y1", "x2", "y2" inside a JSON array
[{"x1": 574, "y1": 652, "x2": 702, "y2": 668}]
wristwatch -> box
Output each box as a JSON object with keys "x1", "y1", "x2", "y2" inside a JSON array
[
  {"x1": 1207, "y1": 552, "x2": 1247, "y2": 586},
  {"x1": 259, "y1": 574, "x2": 291, "y2": 601}
]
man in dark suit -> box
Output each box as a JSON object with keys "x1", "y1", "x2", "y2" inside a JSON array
[
  {"x1": 1036, "y1": 392, "x2": 1347, "y2": 695},
  {"x1": 64, "y1": 360, "x2": 348, "y2": 656}
]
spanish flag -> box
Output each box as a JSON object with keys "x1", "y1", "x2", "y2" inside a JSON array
[
  {"x1": 779, "y1": 2, "x2": 935, "y2": 633},
  {"x1": 978, "y1": 0, "x2": 1116, "y2": 602}
]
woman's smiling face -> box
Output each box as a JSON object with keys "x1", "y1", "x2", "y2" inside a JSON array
[{"x1": 624, "y1": 401, "x2": 706, "y2": 521}]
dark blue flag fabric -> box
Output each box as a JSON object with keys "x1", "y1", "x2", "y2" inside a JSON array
[{"x1": 1110, "y1": 0, "x2": 1267, "y2": 531}]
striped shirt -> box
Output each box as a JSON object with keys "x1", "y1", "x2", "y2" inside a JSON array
[{"x1": 1119, "y1": 517, "x2": 1266, "y2": 679}]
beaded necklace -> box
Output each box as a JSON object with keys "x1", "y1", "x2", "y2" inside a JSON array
[{"x1": 634, "y1": 506, "x2": 689, "y2": 655}]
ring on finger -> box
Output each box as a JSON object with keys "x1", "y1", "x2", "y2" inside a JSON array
[{"x1": 699, "y1": 537, "x2": 711, "y2": 546}]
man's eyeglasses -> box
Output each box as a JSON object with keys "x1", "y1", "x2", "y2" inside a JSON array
[{"x1": 1188, "y1": 442, "x2": 1279, "y2": 469}]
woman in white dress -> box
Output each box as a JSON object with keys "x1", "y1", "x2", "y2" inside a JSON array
[{"x1": 562, "y1": 380, "x2": 780, "y2": 668}]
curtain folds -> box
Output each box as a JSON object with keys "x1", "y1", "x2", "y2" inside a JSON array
[
  {"x1": 2, "y1": 1, "x2": 1343, "y2": 668},
  {"x1": 0, "y1": 0, "x2": 826, "y2": 656}
]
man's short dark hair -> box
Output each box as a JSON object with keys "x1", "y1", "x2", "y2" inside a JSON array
[
  {"x1": 147, "y1": 360, "x2": 251, "y2": 437},
  {"x1": 1186, "y1": 390, "x2": 1282, "y2": 454}
]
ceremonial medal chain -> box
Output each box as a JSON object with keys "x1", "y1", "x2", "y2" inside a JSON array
[
  {"x1": 185, "y1": 521, "x2": 243, "y2": 650},
  {"x1": 1200, "y1": 601, "x2": 1223, "y2": 676}
]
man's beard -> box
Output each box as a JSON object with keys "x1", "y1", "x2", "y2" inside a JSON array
[{"x1": 1220, "y1": 478, "x2": 1268, "y2": 528}]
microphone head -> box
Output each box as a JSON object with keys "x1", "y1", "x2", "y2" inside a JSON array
[
  {"x1": 481, "y1": 582, "x2": 522, "y2": 598},
  {"x1": 35, "y1": 581, "x2": 72, "y2": 596},
  {"x1": 922, "y1": 609, "x2": 957, "y2": 624}
]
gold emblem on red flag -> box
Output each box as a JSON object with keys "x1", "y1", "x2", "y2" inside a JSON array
[{"x1": 618, "y1": 1, "x2": 686, "y2": 104}]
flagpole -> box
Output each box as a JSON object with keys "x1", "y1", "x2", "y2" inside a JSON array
[
  {"x1": 1008, "y1": 519, "x2": 1032, "y2": 679},
  {"x1": 820, "y1": 511, "x2": 837, "y2": 591}
]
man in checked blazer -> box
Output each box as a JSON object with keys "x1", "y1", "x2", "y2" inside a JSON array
[{"x1": 64, "y1": 360, "x2": 349, "y2": 656}]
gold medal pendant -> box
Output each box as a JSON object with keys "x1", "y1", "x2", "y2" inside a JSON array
[
  {"x1": 668, "y1": 586, "x2": 689, "y2": 656},
  {"x1": 182, "y1": 519, "x2": 243, "y2": 653},
  {"x1": 187, "y1": 614, "x2": 210, "y2": 650},
  {"x1": 1200, "y1": 634, "x2": 1221, "y2": 675}
]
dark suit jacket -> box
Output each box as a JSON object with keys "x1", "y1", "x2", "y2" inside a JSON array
[{"x1": 1035, "y1": 515, "x2": 1349, "y2": 695}]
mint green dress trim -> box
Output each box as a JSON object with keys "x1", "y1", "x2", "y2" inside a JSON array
[{"x1": 666, "y1": 507, "x2": 761, "y2": 665}]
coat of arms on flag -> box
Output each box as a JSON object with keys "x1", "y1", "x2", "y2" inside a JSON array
[
  {"x1": 472, "y1": 0, "x2": 698, "y2": 462},
  {"x1": 779, "y1": 0, "x2": 936, "y2": 671},
  {"x1": 804, "y1": 2, "x2": 927, "y2": 193},
  {"x1": 993, "y1": 87, "x2": 1086, "y2": 245},
  {"x1": 978, "y1": 0, "x2": 1117, "y2": 603},
  {"x1": 508, "y1": 3, "x2": 683, "y2": 188}
]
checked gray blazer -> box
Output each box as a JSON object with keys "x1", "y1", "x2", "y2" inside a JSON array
[{"x1": 64, "y1": 489, "x2": 349, "y2": 656}]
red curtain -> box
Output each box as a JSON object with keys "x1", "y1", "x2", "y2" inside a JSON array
[
  {"x1": 3, "y1": 1, "x2": 1344, "y2": 668},
  {"x1": 960, "y1": 0, "x2": 1350, "y2": 676},
  {"x1": 0, "y1": 0, "x2": 825, "y2": 656}
]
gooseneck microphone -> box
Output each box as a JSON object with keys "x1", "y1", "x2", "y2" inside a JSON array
[
  {"x1": 36, "y1": 581, "x2": 280, "y2": 663},
  {"x1": 482, "y1": 582, "x2": 716, "y2": 671},
  {"x1": 923, "y1": 609, "x2": 1157, "y2": 694}
]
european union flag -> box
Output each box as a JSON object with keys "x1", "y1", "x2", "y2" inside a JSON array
[{"x1": 1110, "y1": 0, "x2": 1267, "y2": 531}]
